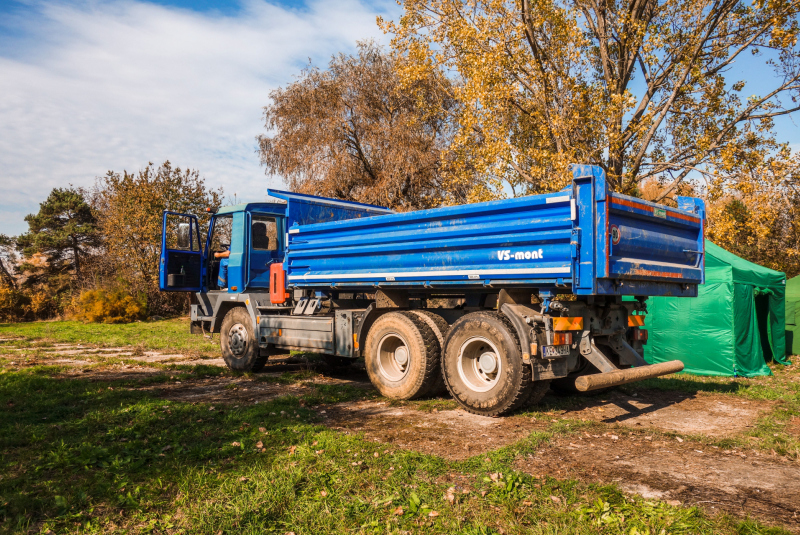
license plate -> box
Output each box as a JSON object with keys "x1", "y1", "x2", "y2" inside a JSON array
[{"x1": 542, "y1": 345, "x2": 570, "y2": 358}]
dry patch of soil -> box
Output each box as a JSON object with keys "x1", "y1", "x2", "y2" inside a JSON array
[
  {"x1": 515, "y1": 434, "x2": 800, "y2": 530},
  {"x1": 320, "y1": 392, "x2": 795, "y2": 530},
  {"x1": 139, "y1": 377, "x2": 313, "y2": 404},
  {"x1": 322, "y1": 400, "x2": 537, "y2": 460},
  {"x1": 558, "y1": 389, "x2": 775, "y2": 437},
  {"x1": 321, "y1": 389, "x2": 774, "y2": 461},
  {"x1": 23, "y1": 346, "x2": 375, "y2": 403}
]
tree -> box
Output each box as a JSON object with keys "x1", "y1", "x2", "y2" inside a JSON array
[
  {"x1": 0, "y1": 234, "x2": 16, "y2": 289},
  {"x1": 704, "y1": 149, "x2": 800, "y2": 276},
  {"x1": 258, "y1": 41, "x2": 469, "y2": 211},
  {"x1": 16, "y1": 188, "x2": 100, "y2": 285},
  {"x1": 383, "y1": 0, "x2": 800, "y2": 199},
  {"x1": 92, "y1": 161, "x2": 222, "y2": 314}
]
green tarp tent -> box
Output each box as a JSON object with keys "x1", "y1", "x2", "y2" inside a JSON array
[
  {"x1": 785, "y1": 275, "x2": 800, "y2": 355},
  {"x1": 642, "y1": 241, "x2": 790, "y2": 376}
]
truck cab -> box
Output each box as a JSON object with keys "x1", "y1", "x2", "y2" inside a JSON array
[
  {"x1": 160, "y1": 202, "x2": 286, "y2": 291},
  {"x1": 159, "y1": 193, "x2": 391, "y2": 336}
]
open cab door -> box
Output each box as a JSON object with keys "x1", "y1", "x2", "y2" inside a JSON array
[{"x1": 159, "y1": 211, "x2": 203, "y2": 291}]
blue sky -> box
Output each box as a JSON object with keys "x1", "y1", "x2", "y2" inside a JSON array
[
  {"x1": 0, "y1": 0, "x2": 398, "y2": 235},
  {"x1": 0, "y1": 0, "x2": 798, "y2": 236}
]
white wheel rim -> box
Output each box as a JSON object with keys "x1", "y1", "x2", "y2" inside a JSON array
[
  {"x1": 457, "y1": 336, "x2": 502, "y2": 392},
  {"x1": 376, "y1": 333, "x2": 411, "y2": 382},
  {"x1": 228, "y1": 323, "x2": 248, "y2": 357}
]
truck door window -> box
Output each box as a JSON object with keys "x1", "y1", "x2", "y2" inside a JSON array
[
  {"x1": 251, "y1": 216, "x2": 278, "y2": 251},
  {"x1": 165, "y1": 214, "x2": 200, "y2": 252},
  {"x1": 208, "y1": 214, "x2": 233, "y2": 290},
  {"x1": 210, "y1": 215, "x2": 233, "y2": 252}
]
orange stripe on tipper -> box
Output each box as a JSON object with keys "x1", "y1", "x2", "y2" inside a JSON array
[
  {"x1": 629, "y1": 268, "x2": 684, "y2": 279},
  {"x1": 611, "y1": 197, "x2": 701, "y2": 224},
  {"x1": 628, "y1": 315, "x2": 645, "y2": 327},
  {"x1": 553, "y1": 317, "x2": 584, "y2": 331}
]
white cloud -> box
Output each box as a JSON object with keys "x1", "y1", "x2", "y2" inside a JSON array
[{"x1": 0, "y1": 0, "x2": 397, "y2": 234}]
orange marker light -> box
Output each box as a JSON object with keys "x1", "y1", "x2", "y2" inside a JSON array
[
  {"x1": 552, "y1": 317, "x2": 584, "y2": 331},
  {"x1": 552, "y1": 332, "x2": 572, "y2": 346},
  {"x1": 353, "y1": 333, "x2": 359, "y2": 350}
]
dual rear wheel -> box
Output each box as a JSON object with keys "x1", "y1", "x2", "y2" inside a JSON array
[{"x1": 364, "y1": 310, "x2": 549, "y2": 416}]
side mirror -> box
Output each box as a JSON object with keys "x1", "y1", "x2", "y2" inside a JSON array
[{"x1": 177, "y1": 223, "x2": 191, "y2": 249}]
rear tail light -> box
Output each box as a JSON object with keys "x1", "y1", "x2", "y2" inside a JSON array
[
  {"x1": 632, "y1": 329, "x2": 648, "y2": 342},
  {"x1": 552, "y1": 332, "x2": 573, "y2": 345}
]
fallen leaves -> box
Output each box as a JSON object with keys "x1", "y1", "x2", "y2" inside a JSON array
[
  {"x1": 550, "y1": 495, "x2": 562, "y2": 504},
  {"x1": 231, "y1": 441, "x2": 241, "y2": 447},
  {"x1": 288, "y1": 445, "x2": 297, "y2": 455}
]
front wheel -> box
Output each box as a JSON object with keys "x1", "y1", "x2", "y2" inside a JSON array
[
  {"x1": 442, "y1": 312, "x2": 533, "y2": 416},
  {"x1": 220, "y1": 307, "x2": 268, "y2": 372}
]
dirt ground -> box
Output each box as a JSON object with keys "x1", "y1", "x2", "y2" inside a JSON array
[
  {"x1": 320, "y1": 390, "x2": 775, "y2": 459},
  {"x1": 320, "y1": 392, "x2": 796, "y2": 530},
  {"x1": 515, "y1": 433, "x2": 800, "y2": 530},
  {"x1": 4, "y1": 342, "x2": 798, "y2": 529}
]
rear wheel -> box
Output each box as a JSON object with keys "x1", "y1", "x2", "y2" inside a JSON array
[
  {"x1": 364, "y1": 311, "x2": 440, "y2": 400},
  {"x1": 408, "y1": 310, "x2": 449, "y2": 395},
  {"x1": 442, "y1": 312, "x2": 533, "y2": 416},
  {"x1": 220, "y1": 307, "x2": 268, "y2": 372}
]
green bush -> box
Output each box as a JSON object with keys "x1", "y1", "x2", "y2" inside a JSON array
[{"x1": 74, "y1": 287, "x2": 147, "y2": 324}]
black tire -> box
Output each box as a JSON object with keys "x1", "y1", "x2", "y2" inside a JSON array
[
  {"x1": 408, "y1": 310, "x2": 449, "y2": 395},
  {"x1": 442, "y1": 312, "x2": 533, "y2": 416},
  {"x1": 220, "y1": 307, "x2": 268, "y2": 372},
  {"x1": 520, "y1": 378, "x2": 551, "y2": 407},
  {"x1": 364, "y1": 311, "x2": 441, "y2": 400}
]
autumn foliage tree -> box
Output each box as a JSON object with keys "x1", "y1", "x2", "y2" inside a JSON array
[
  {"x1": 258, "y1": 41, "x2": 469, "y2": 211},
  {"x1": 382, "y1": 0, "x2": 800, "y2": 200},
  {"x1": 92, "y1": 161, "x2": 222, "y2": 315}
]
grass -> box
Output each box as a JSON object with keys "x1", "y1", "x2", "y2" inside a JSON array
[
  {"x1": 0, "y1": 319, "x2": 795, "y2": 534},
  {"x1": 0, "y1": 319, "x2": 218, "y2": 356}
]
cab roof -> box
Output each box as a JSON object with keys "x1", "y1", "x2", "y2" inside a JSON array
[{"x1": 215, "y1": 202, "x2": 287, "y2": 216}]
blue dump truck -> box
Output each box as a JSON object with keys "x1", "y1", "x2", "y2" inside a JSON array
[{"x1": 159, "y1": 165, "x2": 705, "y2": 415}]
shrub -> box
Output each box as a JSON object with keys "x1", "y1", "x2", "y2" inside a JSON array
[
  {"x1": 74, "y1": 287, "x2": 146, "y2": 324},
  {"x1": 0, "y1": 283, "x2": 29, "y2": 322}
]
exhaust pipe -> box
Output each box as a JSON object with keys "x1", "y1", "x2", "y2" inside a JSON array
[{"x1": 574, "y1": 360, "x2": 685, "y2": 392}]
